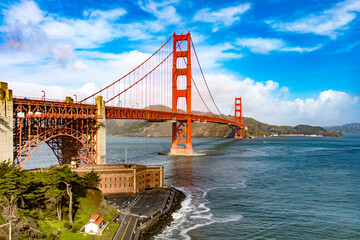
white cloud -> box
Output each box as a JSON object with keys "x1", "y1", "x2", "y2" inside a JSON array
[
  {"x1": 203, "y1": 73, "x2": 360, "y2": 125},
  {"x1": 0, "y1": 0, "x2": 129, "y2": 67},
  {"x1": 269, "y1": 0, "x2": 360, "y2": 38},
  {"x1": 8, "y1": 81, "x2": 99, "y2": 102},
  {"x1": 51, "y1": 43, "x2": 73, "y2": 64},
  {"x1": 236, "y1": 37, "x2": 321, "y2": 54},
  {"x1": 69, "y1": 61, "x2": 88, "y2": 71},
  {"x1": 191, "y1": 42, "x2": 243, "y2": 69},
  {"x1": 138, "y1": 0, "x2": 181, "y2": 25},
  {"x1": 84, "y1": 8, "x2": 126, "y2": 20},
  {"x1": 193, "y1": 3, "x2": 250, "y2": 31},
  {"x1": 0, "y1": 0, "x2": 183, "y2": 59},
  {"x1": 3, "y1": 0, "x2": 44, "y2": 25},
  {"x1": 0, "y1": 49, "x2": 152, "y2": 94}
]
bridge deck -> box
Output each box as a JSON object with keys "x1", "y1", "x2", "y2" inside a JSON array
[{"x1": 13, "y1": 98, "x2": 242, "y2": 127}]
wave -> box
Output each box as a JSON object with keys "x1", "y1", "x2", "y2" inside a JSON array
[
  {"x1": 201, "y1": 181, "x2": 247, "y2": 198},
  {"x1": 155, "y1": 185, "x2": 244, "y2": 240}
]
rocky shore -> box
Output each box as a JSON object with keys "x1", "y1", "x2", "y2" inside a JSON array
[{"x1": 139, "y1": 188, "x2": 186, "y2": 240}]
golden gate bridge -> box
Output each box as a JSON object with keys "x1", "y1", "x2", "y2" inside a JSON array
[{"x1": 0, "y1": 32, "x2": 244, "y2": 170}]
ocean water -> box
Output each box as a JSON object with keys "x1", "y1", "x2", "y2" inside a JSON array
[{"x1": 27, "y1": 134, "x2": 360, "y2": 239}]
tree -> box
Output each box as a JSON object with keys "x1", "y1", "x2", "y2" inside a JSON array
[
  {"x1": 49, "y1": 166, "x2": 80, "y2": 224},
  {"x1": 81, "y1": 170, "x2": 100, "y2": 189}
]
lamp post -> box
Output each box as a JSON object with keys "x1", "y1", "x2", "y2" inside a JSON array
[
  {"x1": 73, "y1": 94, "x2": 77, "y2": 103},
  {"x1": 41, "y1": 90, "x2": 45, "y2": 101}
]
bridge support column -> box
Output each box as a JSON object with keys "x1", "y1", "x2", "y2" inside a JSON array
[
  {"x1": 96, "y1": 96, "x2": 106, "y2": 164},
  {"x1": 0, "y1": 82, "x2": 13, "y2": 163},
  {"x1": 164, "y1": 32, "x2": 205, "y2": 156},
  {"x1": 170, "y1": 33, "x2": 194, "y2": 155},
  {"x1": 234, "y1": 97, "x2": 243, "y2": 139}
]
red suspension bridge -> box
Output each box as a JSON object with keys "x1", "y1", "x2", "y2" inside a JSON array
[{"x1": 0, "y1": 32, "x2": 244, "y2": 170}]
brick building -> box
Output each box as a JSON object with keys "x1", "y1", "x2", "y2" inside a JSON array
[{"x1": 74, "y1": 164, "x2": 164, "y2": 194}]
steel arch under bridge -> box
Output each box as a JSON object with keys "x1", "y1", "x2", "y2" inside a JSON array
[{"x1": 13, "y1": 98, "x2": 100, "y2": 170}]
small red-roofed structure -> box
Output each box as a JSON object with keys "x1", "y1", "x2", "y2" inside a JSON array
[{"x1": 84, "y1": 214, "x2": 105, "y2": 234}]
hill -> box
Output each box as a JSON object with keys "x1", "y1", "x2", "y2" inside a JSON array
[
  {"x1": 106, "y1": 117, "x2": 343, "y2": 138},
  {"x1": 325, "y1": 123, "x2": 360, "y2": 133}
]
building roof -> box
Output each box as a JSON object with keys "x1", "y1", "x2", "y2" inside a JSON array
[
  {"x1": 75, "y1": 163, "x2": 163, "y2": 172},
  {"x1": 86, "y1": 214, "x2": 104, "y2": 226}
]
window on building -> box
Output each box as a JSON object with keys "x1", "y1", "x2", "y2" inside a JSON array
[
  {"x1": 110, "y1": 184, "x2": 111, "y2": 188},
  {"x1": 129, "y1": 177, "x2": 131, "y2": 180},
  {"x1": 114, "y1": 183, "x2": 116, "y2": 187},
  {"x1": 115, "y1": 177, "x2": 116, "y2": 181},
  {"x1": 105, "y1": 184, "x2": 107, "y2": 188},
  {"x1": 156, "y1": 179, "x2": 158, "y2": 182},
  {"x1": 119, "y1": 183, "x2": 121, "y2": 187},
  {"x1": 110, "y1": 178, "x2": 111, "y2": 181},
  {"x1": 100, "y1": 184, "x2": 102, "y2": 188},
  {"x1": 156, "y1": 185, "x2": 158, "y2": 187},
  {"x1": 129, "y1": 183, "x2": 131, "y2": 187},
  {"x1": 156, "y1": 173, "x2": 158, "y2": 176},
  {"x1": 105, "y1": 178, "x2": 107, "y2": 181}
]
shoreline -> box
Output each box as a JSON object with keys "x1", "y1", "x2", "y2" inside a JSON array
[
  {"x1": 136, "y1": 188, "x2": 186, "y2": 240},
  {"x1": 106, "y1": 187, "x2": 186, "y2": 240}
]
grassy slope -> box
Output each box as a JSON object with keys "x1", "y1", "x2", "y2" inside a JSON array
[{"x1": 36, "y1": 189, "x2": 118, "y2": 239}]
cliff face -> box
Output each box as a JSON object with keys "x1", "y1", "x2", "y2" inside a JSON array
[{"x1": 107, "y1": 118, "x2": 343, "y2": 138}]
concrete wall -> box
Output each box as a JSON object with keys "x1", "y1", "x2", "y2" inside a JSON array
[
  {"x1": 0, "y1": 82, "x2": 13, "y2": 163},
  {"x1": 96, "y1": 96, "x2": 106, "y2": 164}
]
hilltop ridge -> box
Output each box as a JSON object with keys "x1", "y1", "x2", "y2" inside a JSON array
[
  {"x1": 325, "y1": 123, "x2": 360, "y2": 133},
  {"x1": 107, "y1": 117, "x2": 343, "y2": 138}
]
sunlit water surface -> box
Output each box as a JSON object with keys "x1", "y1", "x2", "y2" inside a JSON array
[{"x1": 27, "y1": 134, "x2": 360, "y2": 239}]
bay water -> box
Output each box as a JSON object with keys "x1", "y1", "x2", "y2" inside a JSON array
[{"x1": 27, "y1": 134, "x2": 360, "y2": 239}]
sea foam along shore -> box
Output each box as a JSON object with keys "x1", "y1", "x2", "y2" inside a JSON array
[
  {"x1": 138, "y1": 188, "x2": 186, "y2": 240},
  {"x1": 155, "y1": 183, "x2": 245, "y2": 240}
]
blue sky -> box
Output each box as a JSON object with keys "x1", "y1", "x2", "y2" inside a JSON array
[{"x1": 0, "y1": 0, "x2": 359, "y2": 125}]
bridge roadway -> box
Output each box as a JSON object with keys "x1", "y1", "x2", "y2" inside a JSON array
[{"x1": 13, "y1": 98, "x2": 241, "y2": 127}]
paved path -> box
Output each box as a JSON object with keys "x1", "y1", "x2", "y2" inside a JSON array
[{"x1": 113, "y1": 215, "x2": 137, "y2": 240}]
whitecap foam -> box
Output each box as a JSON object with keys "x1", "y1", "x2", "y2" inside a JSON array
[
  {"x1": 155, "y1": 185, "x2": 244, "y2": 240},
  {"x1": 190, "y1": 213, "x2": 213, "y2": 220},
  {"x1": 202, "y1": 181, "x2": 247, "y2": 198},
  {"x1": 215, "y1": 214, "x2": 243, "y2": 223}
]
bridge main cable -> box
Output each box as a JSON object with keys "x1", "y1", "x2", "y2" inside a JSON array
[
  {"x1": 79, "y1": 35, "x2": 174, "y2": 104},
  {"x1": 191, "y1": 38, "x2": 226, "y2": 119}
]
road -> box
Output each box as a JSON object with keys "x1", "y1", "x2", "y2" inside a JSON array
[
  {"x1": 108, "y1": 188, "x2": 172, "y2": 240},
  {"x1": 113, "y1": 215, "x2": 137, "y2": 240}
]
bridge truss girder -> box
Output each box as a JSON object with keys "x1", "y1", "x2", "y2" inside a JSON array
[{"x1": 13, "y1": 99, "x2": 99, "y2": 170}]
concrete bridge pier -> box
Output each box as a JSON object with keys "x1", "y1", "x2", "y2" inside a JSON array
[
  {"x1": 96, "y1": 96, "x2": 106, "y2": 164},
  {"x1": 0, "y1": 82, "x2": 13, "y2": 163}
]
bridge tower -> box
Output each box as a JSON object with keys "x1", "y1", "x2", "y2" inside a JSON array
[
  {"x1": 170, "y1": 32, "x2": 194, "y2": 155},
  {"x1": 235, "y1": 97, "x2": 243, "y2": 138},
  {"x1": 95, "y1": 96, "x2": 106, "y2": 164},
  {"x1": 0, "y1": 82, "x2": 13, "y2": 163}
]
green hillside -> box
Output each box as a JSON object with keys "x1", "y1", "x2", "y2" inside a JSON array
[{"x1": 106, "y1": 117, "x2": 343, "y2": 138}]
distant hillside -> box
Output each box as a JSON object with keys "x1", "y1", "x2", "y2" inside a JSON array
[
  {"x1": 106, "y1": 117, "x2": 343, "y2": 138},
  {"x1": 325, "y1": 123, "x2": 360, "y2": 133}
]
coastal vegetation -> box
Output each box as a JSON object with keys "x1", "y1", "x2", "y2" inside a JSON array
[
  {"x1": 106, "y1": 117, "x2": 343, "y2": 138},
  {"x1": 0, "y1": 163, "x2": 117, "y2": 239}
]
